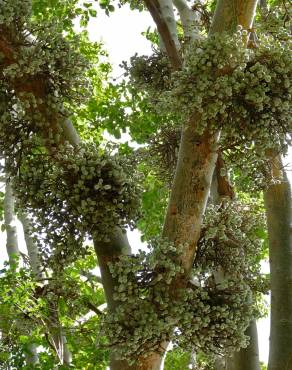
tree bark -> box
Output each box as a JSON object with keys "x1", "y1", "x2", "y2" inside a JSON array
[
  {"x1": 210, "y1": 155, "x2": 260, "y2": 370},
  {"x1": 4, "y1": 182, "x2": 19, "y2": 265},
  {"x1": 3, "y1": 182, "x2": 40, "y2": 366},
  {"x1": 264, "y1": 156, "x2": 292, "y2": 370},
  {"x1": 210, "y1": 0, "x2": 258, "y2": 34},
  {"x1": 0, "y1": 1, "x2": 259, "y2": 367},
  {"x1": 218, "y1": 320, "x2": 261, "y2": 370},
  {"x1": 144, "y1": 0, "x2": 182, "y2": 69},
  {"x1": 19, "y1": 211, "x2": 43, "y2": 278},
  {"x1": 173, "y1": 0, "x2": 201, "y2": 40},
  {"x1": 19, "y1": 211, "x2": 73, "y2": 367},
  {"x1": 162, "y1": 126, "x2": 219, "y2": 272}
]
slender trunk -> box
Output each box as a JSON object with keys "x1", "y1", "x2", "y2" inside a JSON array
[
  {"x1": 19, "y1": 211, "x2": 43, "y2": 278},
  {"x1": 4, "y1": 182, "x2": 18, "y2": 265},
  {"x1": 210, "y1": 159, "x2": 260, "y2": 370},
  {"x1": 94, "y1": 229, "x2": 166, "y2": 370},
  {"x1": 210, "y1": 2, "x2": 261, "y2": 368},
  {"x1": 24, "y1": 343, "x2": 40, "y2": 367},
  {"x1": 264, "y1": 156, "x2": 292, "y2": 370},
  {"x1": 173, "y1": 0, "x2": 201, "y2": 40},
  {"x1": 19, "y1": 210, "x2": 73, "y2": 367},
  {"x1": 51, "y1": 326, "x2": 72, "y2": 366},
  {"x1": 222, "y1": 321, "x2": 261, "y2": 370},
  {"x1": 3, "y1": 182, "x2": 39, "y2": 366},
  {"x1": 93, "y1": 228, "x2": 131, "y2": 312}
]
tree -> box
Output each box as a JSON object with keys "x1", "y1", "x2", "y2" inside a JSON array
[{"x1": 0, "y1": 0, "x2": 291, "y2": 369}]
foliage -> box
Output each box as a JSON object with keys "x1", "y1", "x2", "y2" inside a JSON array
[
  {"x1": 164, "y1": 348, "x2": 192, "y2": 370},
  {"x1": 127, "y1": 30, "x2": 291, "y2": 187},
  {"x1": 195, "y1": 200, "x2": 268, "y2": 294},
  {"x1": 0, "y1": 0, "x2": 289, "y2": 368},
  {"x1": 101, "y1": 228, "x2": 255, "y2": 363},
  {"x1": 13, "y1": 142, "x2": 142, "y2": 266},
  {"x1": 0, "y1": 250, "x2": 107, "y2": 369},
  {"x1": 137, "y1": 168, "x2": 169, "y2": 241}
]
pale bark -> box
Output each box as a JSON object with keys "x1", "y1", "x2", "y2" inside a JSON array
[
  {"x1": 158, "y1": 0, "x2": 181, "y2": 49},
  {"x1": 210, "y1": 157, "x2": 260, "y2": 370},
  {"x1": 0, "y1": 2, "x2": 259, "y2": 368},
  {"x1": 144, "y1": 0, "x2": 182, "y2": 69},
  {"x1": 3, "y1": 182, "x2": 40, "y2": 366},
  {"x1": 18, "y1": 210, "x2": 73, "y2": 366},
  {"x1": 51, "y1": 328, "x2": 72, "y2": 366},
  {"x1": 265, "y1": 156, "x2": 292, "y2": 370},
  {"x1": 210, "y1": 0, "x2": 258, "y2": 34},
  {"x1": 4, "y1": 182, "x2": 19, "y2": 264},
  {"x1": 139, "y1": 1, "x2": 258, "y2": 369},
  {"x1": 215, "y1": 321, "x2": 261, "y2": 370},
  {"x1": 19, "y1": 211, "x2": 43, "y2": 278},
  {"x1": 62, "y1": 119, "x2": 81, "y2": 146},
  {"x1": 173, "y1": 0, "x2": 201, "y2": 40},
  {"x1": 217, "y1": 320, "x2": 261, "y2": 370}
]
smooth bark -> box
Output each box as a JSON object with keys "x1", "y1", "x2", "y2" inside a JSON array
[
  {"x1": 144, "y1": 0, "x2": 182, "y2": 69},
  {"x1": 210, "y1": 0, "x2": 258, "y2": 34},
  {"x1": 4, "y1": 182, "x2": 18, "y2": 264},
  {"x1": 216, "y1": 320, "x2": 261, "y2": 370},
  {"x1": 19, "y1": 211, "x2": 43, "y2": 278},
  {"x1": 3, "y1": 182, "x2": 39, "y2": 366},
  {"x1": 19, "y1": 211, "x2": 72, "y2": 366},
  {"x1": 162, "y1": 127, "x2": 219, "y2": 272},
  {"x1": 265, "y1": 156, "x2": 292, "y2": 370},
  {"x1": 173, "y1": 0, "x2": 201, "y2": 40},
  {"x1": 210, "y1": 157, "x2": 260, "y2": 370},
  {"x1": 0, "y1": 2, "x2": 259, "y2": 368}
]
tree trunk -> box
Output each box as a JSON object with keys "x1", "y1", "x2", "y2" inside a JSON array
[
  {"x1": 4, "y1": 182, "x2": 19, "y2": 265},
  {"x1": 210, "y1": 156, "x2": 260, "y2": 370},
  {"x1": 129, "y1": 1, "x2": 258, "y2": 369},
  {"x1": 0, "y1": 1, "x2": 259, "y2": 367},
  {"x1": 19, "y1": 211, "x2": 73, "y2": 367},
  {"x1": 3, "y1": 182, "x2": 40, "y2": 366},
  {"x1": 264, "y1": 157, "x2": 292, "y2": 370},
  {"x1": 19, "y1": 211, "x2": 43, "y2": 278},
  {"x1": 220, "y1": 320, "x2": 261, "y2": 370}
]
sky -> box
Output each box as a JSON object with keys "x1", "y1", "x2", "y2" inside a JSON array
[{"x1": 1, "y1": 3, "x2": 292, "y2": 365}]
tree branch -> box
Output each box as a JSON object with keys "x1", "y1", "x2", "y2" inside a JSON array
[
  {"x1": 173, "y1": 0, "x2": 201, "y2": 40},
  {"x1": 144, "y1": 0, "x2": 182, "y2": 69}
]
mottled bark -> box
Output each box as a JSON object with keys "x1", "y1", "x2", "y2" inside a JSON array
[
  {"x1": 162, "y1": 127, "x2": 219, "y2": 272},
  {"x1": 0, "y1": 2, "x2": 259, "y2": 368},
  {"x1": 210, "y1": 0, "x2": 258, "y2": 34},
  {"x1": 265, "y1": 156, "x2": 292, "y2": 370}
]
